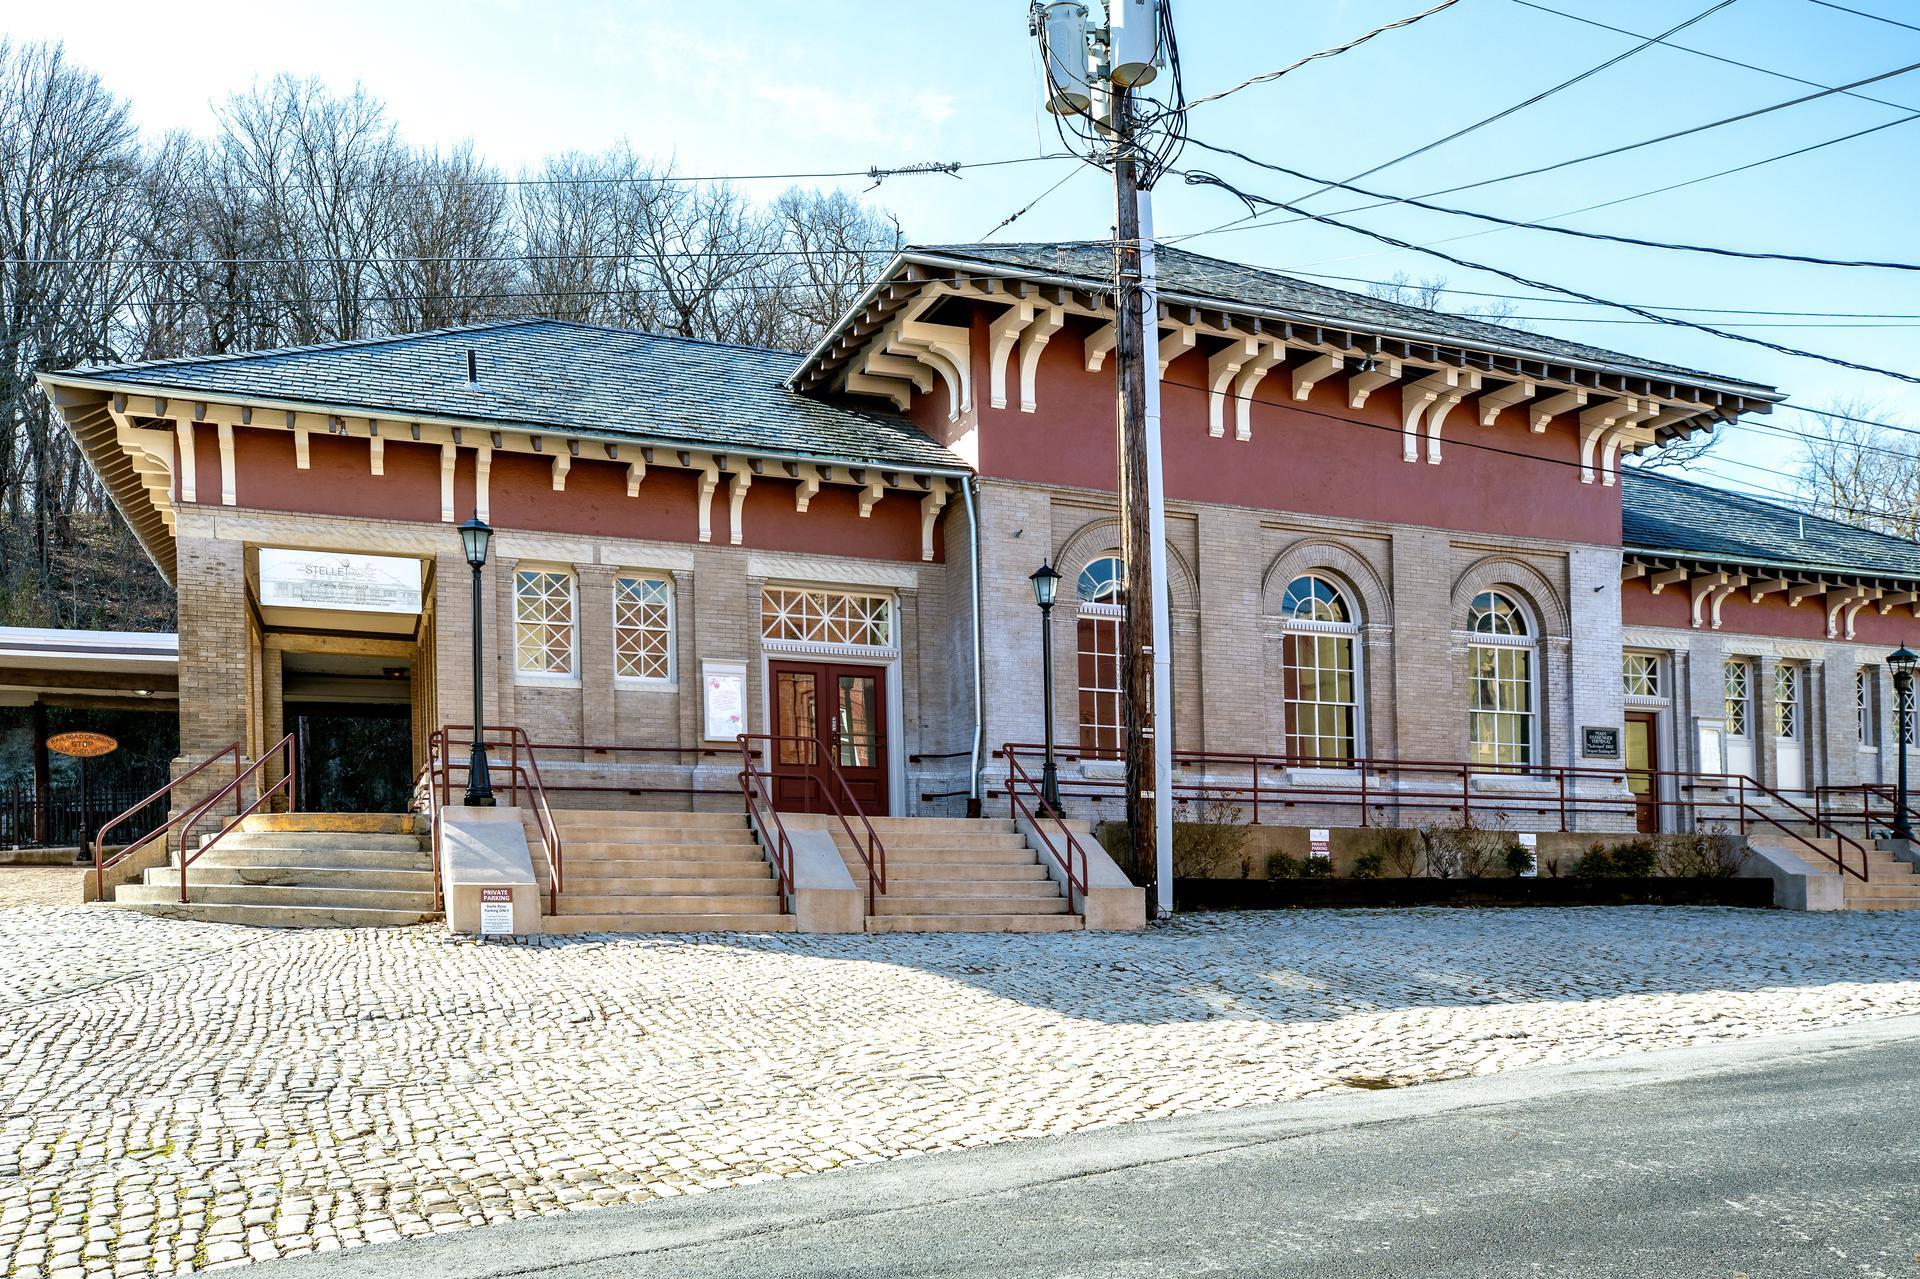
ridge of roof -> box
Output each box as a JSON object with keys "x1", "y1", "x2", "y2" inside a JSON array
[{"x1": 908, "y1": 239, "x2": 1779, "y2": 398}]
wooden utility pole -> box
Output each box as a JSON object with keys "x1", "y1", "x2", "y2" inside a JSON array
[{"x1": 1111, "y1": 85, "x2": 1159, "y2": 900}]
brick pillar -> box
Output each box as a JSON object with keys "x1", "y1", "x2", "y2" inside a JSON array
[
  {"x1": 1818, "y1": 655, "x2": 1856, "y2": 789},
  {"x1": 1568, "y1": 547, "x2": 1624, "y2": 770},
  {"x1": 1754, "y1": 654, "x2": 1780, "y2": 788},
  {"x1": 1389, "y1": 527, "x2": 1452, "y2": 762},
  {"x1": 175, "y1": 535, "x2": 250, "y2": 758},
  {"x1": 578, "y1": 564, "x2": 616, "y2": 749},
  {"x1": 673, "y1": 568, "x2": 698, "y2": 749},
  {"x1": 977, "y1": 485, "x2": 1053, "y2": 756},
  {"x1": 1194, "y1": 506, "x2": 1262, "y2": 754}
]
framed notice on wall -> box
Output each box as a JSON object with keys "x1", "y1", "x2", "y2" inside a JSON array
[{"x1": 702, "y1": 660, "x2": 747, "y2": 742}]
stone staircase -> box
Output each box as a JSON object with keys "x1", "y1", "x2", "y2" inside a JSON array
[
  {"x1": 1751, "y1": 834, "x2": 1920, "y2": 910},
  {"x1": 825, "y1": 816, "x2": 1082, "y2": 934},
  {"x1": 111, "y1": 813, "x2": 437, "y2": 927},
  {"x1": 529, "y1": 809, "x2": 794, "y2": 934}
]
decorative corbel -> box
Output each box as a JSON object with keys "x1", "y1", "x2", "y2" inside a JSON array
[
  {"x1": 1156, "y1": 323, "x2": 1195, "y2": 376},
  {"x1": 550, "y1": 452, "x2": 570, "y2": 492},
  {"x1": 1476, "y1": 378, "x2": 1536, "y2": 426},
  {"x1": 1017, "y1": 305, "x2": 1065, "y2": 413},
  {"x1": 439, "y1": 443, "x2": 456, "y2": 523},
  {"x1": 1529, "y1": 389, "x2": 1587, "y2": 433},
  {"x1": 1231, "y1": 340, "x2": 1285, "y2": 441},
  {"x1": 1346, "y1": 356, "x2": 1400, "y2": 409},
  {"x1": 728, "y1": 471, "x2": 752, "y2": 546},
  {"x1": 794, "y1": 463, "x2": 821, "y2": 513},
  {"x1": 1648, "y1": 566, "x2": 1689, "y2": 595},
  {"x1": 1826, "y1": 585, "x2": 1868, "y2": 639},
  {"x1": 696, "y1": 461, "x2": 721, "y2": 544},
  {"x1": 177, "y1": 420, "x2": 197, "y2": 503},
  {"x1": 1424, "y1": 370, "x2": 1480, "y2": 464},
  {"x1": 1290, "y1": 352, "x2": 1343, "y2": 402},
  {"x1": 367, "y1": 433, "x2": 383, "y2": 479},
  {"x1": 1786, "y1": 579, "x2": 1826, "y2": 608},
  {"x1": 475, "y1": 445, "x2": 492, "y2": 523},
  {"x1": 1844, "y1": 589, "x2": 1879, "y2": 639},
  {"x1": 1400, "y1": 370, "x2": 1460, "y2": 463},
  {"x1": 626, "y1": 457, "x2": 645, "y2": 497},
  {"x1": 1689, "y1": 571, "x2": 1730, "y2": 629},
  {"x1": 1206, "y1": 336, "x2": 1259, "y2": 437},
  {"x1": 217, "y1": 423, "x2": 236, "y2": 505},
  {"x1": 920, "y1": 479, "x2": 950, "y2": 563},
  {"x1": 859, "y1": 474, "x2": 887, "y2": 519},
  {"x1": 987, "y1": 300, "x2": 1036, "y2": 409},
  {"x1": 1084, "y1": 322, "x2": 1117, "y2": 372},
  {"x1": 1578, "y1": 398, "x2": 1634, "y2": 483}
]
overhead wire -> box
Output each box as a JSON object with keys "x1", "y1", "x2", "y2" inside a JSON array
[
  {"x1": 1806, "y1": 0, "x2": 1920, "y2": 36},
  {"x1": 1181, "y1": 0, "x2": 1466, "y2": 111}
]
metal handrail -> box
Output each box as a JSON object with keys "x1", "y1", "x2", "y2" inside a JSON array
[
  {"x1": 410, "y1": 754, "x2": 445, "y2": 913},
  {"x1": 1815, "y1": 782, "x2": 1920, "y2": 839},
  {"x1": 173, "y1": 733, "x2": 297, "y2": 903},
  {"x1": 999, "y1": 747, "x2": 1089, "y2": 909},
  {"x1": 432, "y1": 725, "x2": 563, "y2": 914},
  {"x1": 91, "y1": 742, "x2": 245, "y2": 901},
  {"x1": 1000, "y1": 743, "x2": 1872, "y2": 882},
  {"x1": 741, "y1": 732, "x2": 887, "y2": 911},
  {"x1": 738, "y1": 739, "x2": 795, "y2": 909}
]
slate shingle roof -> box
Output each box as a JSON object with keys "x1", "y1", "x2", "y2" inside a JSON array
[
  {"x1": 914, "y1": 241, "x2": 1779, "y2": 398},
  {"x1": 70, "y1": 318, "x2": 967, "y2": 472},
  {"x1": 1624, "y1": 469, "x2": 1920, "y2": 582}
]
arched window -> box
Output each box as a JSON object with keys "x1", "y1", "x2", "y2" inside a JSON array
[
  {"x1": 1280, "y1": 575, "x2": 1360, "y2": 763},
  {"x1": 1467, "y1": 590, "x2": 1535, "y2": 766},
  {"x1": 1076, "y1": 556, "x2": 1125, "y2": 755}
]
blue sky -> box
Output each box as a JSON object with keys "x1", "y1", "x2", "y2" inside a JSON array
[{"x1": 11, "y1": 0, "x2": 1918, "y2": 503}]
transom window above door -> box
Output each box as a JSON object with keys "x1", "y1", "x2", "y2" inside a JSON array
[
  {"x1": 761, "y1": 587, "x2": 893, "y2": 650},
  {"x1": 1623, "y1": 652, "x2": 1660, "y2": 698}
]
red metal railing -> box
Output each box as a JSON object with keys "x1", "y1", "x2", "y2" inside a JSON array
[
  {"x1": 430, "y1": 725, "x2": 564, "y2": 914},
  {"x1": 998, "y1": 744, "x2": 1871, "y2": 882},
  {"x1": 738, "y1": 738, "x2": 795, "y2": 910},
  {"x1": 91, "y1": 742, "x2": 245, "y2": 902},
  {"x1": 999, "y1": 747, "x2": 1089, "y2": 910},
  {"x1": 172, "y1": 733, "x2": 298, "y2": 903},
  {"x1": 1815, "y1": 783, "x2": 1920, "y2": 840},
  {"x1": 741, "y1": 733, "x2": 887, "y2": 912}
]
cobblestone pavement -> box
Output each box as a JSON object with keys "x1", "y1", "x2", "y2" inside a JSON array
[
  {"x1": 0, "y1": 868, "x2": 85, "y2": 910},
  {"x1": 2, "y1": 906, "x2": 1918, "y2": 1277}
]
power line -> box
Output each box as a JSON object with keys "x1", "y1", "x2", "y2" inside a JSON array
[
  {"x1": 1806, "y1": 0, "x2": 1920, "y2": 36},
  {"x1": 1508, "y1": 0, "x2": 1920, "y2": 114},
  {"x1": 1185, "y1": 139, "x2": 1920, "y2": 272},
  {"x1": 1182, "y1": 0, "x2": 1466, "y2": 111},
  {"x1": 979, "y1": 167, "x2": 1084, "y2": 241},
  {"x1": 1280, "y1": 270, "x2": 1920, "y2": 319},
  {"x1": 1178, "y1": 169, "x2": 1920, "y2": 385}
]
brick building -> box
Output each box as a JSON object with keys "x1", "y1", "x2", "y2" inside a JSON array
[{"x1": 40, "y1": 240, "x2": 1920, "y2": 925}]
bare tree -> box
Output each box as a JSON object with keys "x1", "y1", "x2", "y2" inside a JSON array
[
  {"x1": 1365, "y1": 271, "x2": 1524, "y2": 327},
  {"x1": 376, "y1": 142, "x2": 515, "y2": 332},
  {"x1": 1798, "y1": 399, "x2": 1920, "y2": 540}
]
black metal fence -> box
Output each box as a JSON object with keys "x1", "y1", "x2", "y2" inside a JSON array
[{"x1": 0, "y1": 779, "x2": 170, "y2": 851}]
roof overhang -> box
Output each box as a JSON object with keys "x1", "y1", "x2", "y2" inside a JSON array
[
  {"x1": 792, "y1": 250, "x2": 1784, "y2": 466},
  {"x1": 0, "y1": 625, "x2": 179, "y2": 705},
  {"x1": 1624, "y1": 550, "x2": 1920, "y2": 638}
]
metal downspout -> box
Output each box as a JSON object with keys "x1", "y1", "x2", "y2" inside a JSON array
[{"x1": 962, "y1": 476, "x2": 986, "y2": 814}]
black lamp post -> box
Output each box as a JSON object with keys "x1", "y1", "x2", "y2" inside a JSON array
[
  {"x1": 459, "y1": 518, "x2": 496, "y2": 807},
  {"x1": 1890, "y1": 643, "x2": 1917, "y2": 842},
  {"x1": 1030, "y1": 561, "x2": 1064, "y2": 817}
]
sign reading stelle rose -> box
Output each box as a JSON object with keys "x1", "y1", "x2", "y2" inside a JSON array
[
  {"x1": 479, "y1": 886, "x2": 514, "y2": 936},
  {"x1": 258, "y1": 548, "x2": 423, "y2": 615}
]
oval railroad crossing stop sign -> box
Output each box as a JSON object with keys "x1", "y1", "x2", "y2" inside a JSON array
[{"x1": 46, "y1": 731, "x2": 118, "y2": 759}]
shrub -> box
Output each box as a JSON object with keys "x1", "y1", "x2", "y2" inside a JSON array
[
  {"x1": 1503, "y1": 842, "x2": 1536, "y2": 878},
  {"x1": 1572, "y1": 842, "x2": 1616, "y2": 878},
  {"x1": 1300, "y1": 853, "x2": 1333, "y2": 879},
  {"x1": 1657, "y1": 826, "x2": 1749, "y2": 878},
  {"x1": 1417, "y1": 812, "x2": 1512, "y2": 878},
  {"x1": 1611, "y1": 839, "x2": 1660, "y2": 877},
  {"x1": 1350, "y1": 850, "x2": 1386, "y2": 880},
  {"x1": 1171, "y1": 791, "x2": 1251, "y2": 878},
  {"x1": 1371, "y1": 820, "x2": 1421, "y2": 878},
  {"x1": 1265, "y1": 850, "x2": 1301, "y2": 880}
]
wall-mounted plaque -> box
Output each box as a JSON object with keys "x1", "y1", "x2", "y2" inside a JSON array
[
  {"x1": 258, "y1": 548, "x2": 422, "y2": 615},
  {"x1": 1582, "y1": 726, "x2": 1622, "y2": 758},
  {"x1": 702, "y1": 660, "x2": 747, "y2": 742}
]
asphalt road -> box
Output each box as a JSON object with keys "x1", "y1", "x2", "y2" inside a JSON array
[{"x1": 264, "y1": 1015, "x2": 1920, "y2": 1278}]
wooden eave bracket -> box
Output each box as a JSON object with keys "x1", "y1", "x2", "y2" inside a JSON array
[
  {"x1": 1084, "y1": 322, "x2": 1117, "y2": 372},
  {"x1": 1648, "y1": 565, "x2": 1690, "y2": 595},
  {"x1": 920, "y1": 478, "x2": 950, "y2": 562},
  {"x1": 1016, "y1": 305, "x2": 1065, "y2": 413},
  {"x1": 1206, "y1": 337, "x2": 1259, "y2": 438},
  {"x1": 987, "y1": 300, "x2": 1036, "y2": 409},
  {"x1": 1689, "y1": 571, "x2": 1745, "y2": 629},
  {"x1": 1400, "y1": 368, "x2": 1475, "y2": 464},
  {"x1": 1476, "y1": 378, "x2": 1536, "y2": 426},
  {"x1": 1231, "y1": 340, "x2": 1285, "y2": 441},
  {"x1": 696, "y1": 462, "x2": 721, "y2": 544},
  {"x1": 1346, "y1": 357, "x2": 1401, "y2": 410},
  {"x1": 794, "y1": 463, "x2": 822, "y2": 513},
  {"x1": 1290, "y1": 352, "x2": 1343, "y2": 403},
  {"x1": 728, "y1": 471, "x2": 752, "y2": 546},
  {"x1": 1156, "y1": 324, "x2": 1196, "y2": 377}
]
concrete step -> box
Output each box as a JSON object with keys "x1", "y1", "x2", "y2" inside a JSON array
[
  {"x1": 560, "y1": 875, "x2": 777, "y2": 896},
  {"x1": 883, "y1": 878, "x2": 1063, "y2": 899},
  {"x1": 564, "y1": 856, "x2": 777, "y2": 879},
  {"x1": 546, "y1": 809, "x2": 746, "y2": 828},
  {"x1": 201, "y1": 831, "x2": 426, "y2": 853},
  {"x1": 119, "y1": 882, "x2": 434, "y2": 911},
  {"x1": 874, "y1": 894, "x2": 1069, "y2": 916},
  {"x1": 240, "y1": 812, "x2": 421, "y2": 836},
  {"x1": 189, "y1": 847, "x2": 431, "y2": 872},
  {"x1": 865, "y1": 913, "x2": 1084, "y2": 934},
  {"x1": 855, "y1": 833, "x2": 1034, "y2": 851},
  {"x1": 562, "y1": 844, "x2": 768, "y2": 864},
  {"x1": 146, "y1": 864, "x2": 435, "y2": 892},
  {"x1": 862, "y1": 861, "x2": 1052, "y2": 882},
  {"x1": 548, "y1": 828, "x2": 757, "y2": 847},
  {"x1": 555, "y1": 893, "x2": 779, "y2": 916},
  {"x1": 540, "y1": 913, "x2": 796, "y2": 934},
  {"x1": 104, "y1": 900, "x2": 437, "y2": 928},
  {"x1": 865, "y1": 817, "x2": 1019, "y2": 834},
  {"x1": 883, "y1": 848, "x2": 1041, "y2": 866}
]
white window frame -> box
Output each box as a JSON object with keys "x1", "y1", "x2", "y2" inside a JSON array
[
  {"x1": 1280, "y1": 574, "x2": 1364, "y2": 763},
  {"x1": 1858, "y1": 668, "x2": 1879, "y2": 750},
  {"x1": 1724, "y1": 659, "x2": 1752, "y2": 739},
  {"x1": 612, "y1": 573, "x2": 675, "y2": 687},
  {"x1": 1623, "y1": 651, "x2": 1661, "y2": 700},
  {"x1": 1076, "y1": 556, "x2": 1126, "y2": 757},
  {"x1": 513, "y1": 566, "x2": 579, "y2": 684},
  {"x1": 1467, "y1": 590, "x2": 1537, "y2": 768},
  {"x1": 1774, "y1": 662, "x2": 1803, "y2": 741}
]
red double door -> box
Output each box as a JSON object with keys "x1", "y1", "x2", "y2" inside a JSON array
[{"x1": 767, "y1": 660, "x2": 889, "y2": 816}]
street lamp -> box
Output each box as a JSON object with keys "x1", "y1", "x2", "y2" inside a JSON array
[
  {"x1": 1890, "y1": 643, "x2": 1918, "y2": 842},
  {"x1": 1029, "y1": 561, "x2": 1064, "y2": 817},
  {"x1": 458, "y1": 518, "x2": 496, "y2": 807}
]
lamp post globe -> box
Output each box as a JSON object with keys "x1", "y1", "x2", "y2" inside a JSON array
[
  {"x1": 1030, "y1": 562, "x2": 1064, "y2": 817},
  {"x1": 460, "y1": 518, "x2": 496, "y2": 807},
  {"x1": 1891, "y1": 644, "x2": 1918, "y2": 842}
]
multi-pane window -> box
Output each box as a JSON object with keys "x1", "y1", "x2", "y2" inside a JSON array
[
  {"x1": 514, "y1": 570, "x2": 577, "y2": 677},
  {"x1": 1280, "y1": 575, "x2": 1359, "y2": 763},
  {"x1": 1775, "y1": 663, "x2": 1801, "y2": 739},
  {"x1": 1623, "y1": 652, "x2": 1660, "y2": 698},
  {"x1": 1468, "y1": 590, "x2": 1534, "y2": 767},
  {"x1": 1724, "y1": 660, "x2": 1750, "y2": 737},
  {"x1": 1077, "y1": 556, "x2": 1125, "y2": 756},
  {"x1": 760, "y1": 587, "x2": 892, "y2": 648},
  {"x1": 1858, "y1": 669, "x2": 1877, "y2": 747},
  {"x1": 613, "y1": 575, "x2": 673, "y2": 681}
]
